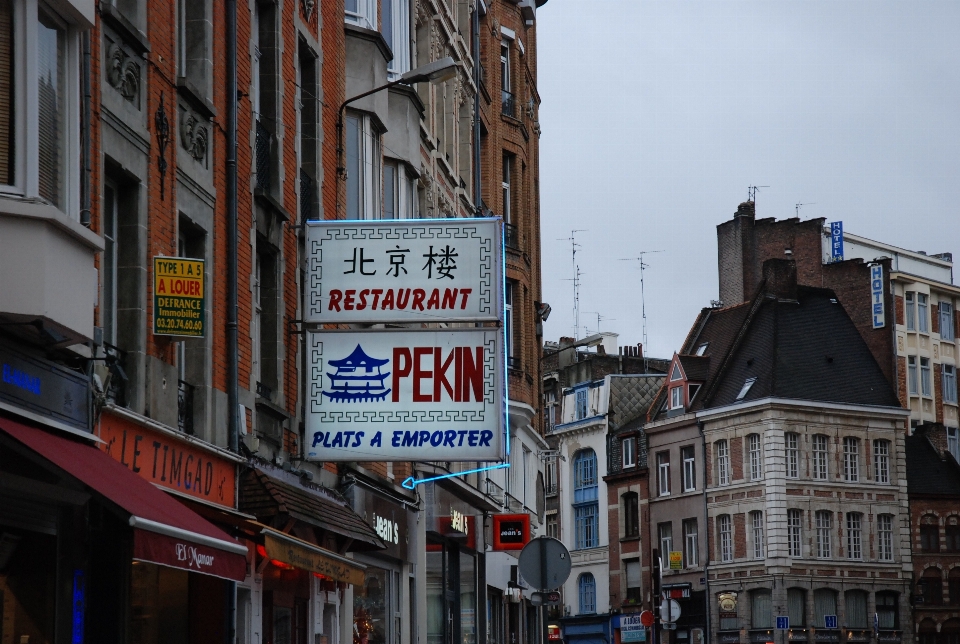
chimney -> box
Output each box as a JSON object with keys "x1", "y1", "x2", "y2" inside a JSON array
[
  {"x1": 735, "y1": 201, "x2": 756, "y2": 220},
  {"x1": 761, "y1": 258, "x2": 798, "y2": 300},
  {"x1": 917, "y1": 422, "x2": 950, "y2": 458}
]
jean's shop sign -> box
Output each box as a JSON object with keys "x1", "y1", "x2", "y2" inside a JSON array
[
  {"x1": 305, "y1": 328, "x2": 504, "y2": 462},
  {"x1": 304, "y1": 218, "x2": 502, "y2": 324}
]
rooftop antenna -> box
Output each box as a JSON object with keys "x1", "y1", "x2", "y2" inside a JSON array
[
  {"x1": 558, "y1": 230, "x2": 587, "y2": 339},
  {"x1": 582, "y1": 311, "x2": 615, "y2": 337},
  {"x1": 747, "y1": 185, "x2": 770, "y2": 203},
  {"x1": 795, "y1": 202, "x2": 816, "y2": 217},
  {"x1": 619, "y1": 250, "x2": 664, "y2": 363}
]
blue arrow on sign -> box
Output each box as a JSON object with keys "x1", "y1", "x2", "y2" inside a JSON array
[{"x1": 402, "y1": 463, "x2": 510, "y2": 489}]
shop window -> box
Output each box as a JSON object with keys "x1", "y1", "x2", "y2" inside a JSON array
[
  {"x1": 750, "y1": 589, "x2": 772, "y2": 629},
  {"x1": 718, "y1": 591, "x2": 738, "y2": 630},
  {"x1": 0, "y1": 528, "x2": 57, "y2": 644},
  {"x1": 787, "y1": 588, "x2": 806, "y2": 627},
  {"x1": 876, "y1": 592, "x2": 898, "y2": 629},
  {"x1": 355, "y1": 567, "x2": 391, "y2": 644},
  {"x1": 487, "y1": 587, "x2": 503, "y2": 644},
  {"x1": 578, "y1": 573, "x2": 596, "y2": 614},
  {"x1": 813, "y1": 589, "x2": 837, "y2": 628},
  {"x1": 845, "y1": 590, "x2": 867, "y2": 628}
]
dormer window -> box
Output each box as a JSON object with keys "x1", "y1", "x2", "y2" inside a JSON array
[
  {"x1": 736, "y1": 377, "x2": 756, "y2": 401},
  {"x1": 696, "y1": 343, "x2": 709, "y2": 356},
  {"x1": 670, "y1": 362, "x2": 683, "y2": 381},
  {"x1": 688, "y1": 384, "x2": 701, "y2": 402},
  {"x1": 670, "y1": 386, "x2": 683, "y2": 410}
]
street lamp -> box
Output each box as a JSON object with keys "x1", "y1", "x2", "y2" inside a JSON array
[{"x1": 336, "y1": 56, "x2": 458, "y2": 185}]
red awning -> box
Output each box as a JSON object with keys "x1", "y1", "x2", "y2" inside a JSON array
[{"x1": 0, "y1": 417, "x2": 247, "y2": 581}]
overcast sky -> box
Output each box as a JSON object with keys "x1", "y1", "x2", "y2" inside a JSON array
[{"x1": 536, "y1": 0, "x2": 960, "y2": 361}]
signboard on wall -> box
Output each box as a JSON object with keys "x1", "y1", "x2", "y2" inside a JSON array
[
  {"x1": 668, "y1": 551, "x2": 683, "y2": 570},
  {"x1": 492, "y1": 514, "x2": 531, "y2": 550},
  {"x1": 305, "y1": 328, "x2": 504, "y2": 462},
  {"x1": 830, "y1": 221, "x2": 844, "y2": 262},
  {"x1": 304, "y1": 219, "x2": 502, "y2": 324},
  {"x1": 153, "y1": 257, "x2": 205, "y2": 337},
  {"x1": 870, "y1": 264, "x2": 885, "y2": 329}
]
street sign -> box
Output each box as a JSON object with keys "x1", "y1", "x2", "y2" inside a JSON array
[
  {"x1": 531, "y1": 591, "x2": 562, "y2": 606},
  {"x1": 517, "y1": 537, "x2": 571, "y2": 591},
  {"x1": 662, "y1": 623, "x2": 677, "y2": 631},
  {"x1": 305, "y1": 328, "x2": 504, "y2": 462},
  {"x1": 874, "y1": 613, "x2": 879, "y2": 634},
  {"x1": 660, "y1": 599, "x2": 681, "y2": 623},
  {"x1": 824, "y1": 615, "x2": 838, "y2": 629},
  {"x1": 153, "y1": 256, "x2": 205, "y2": 337},
  {"x1": 668, "y1": 551, "x2": 683, "y2": 570},
  {"x1": 776, "y1": 617, "x2": 789, "y2": 630},
  {"x1": 640, "y1": 611, "x2": 655, "y2": 628},
  {"x1": 305, "y1": 218, "x2": 503, "y2": 324}
]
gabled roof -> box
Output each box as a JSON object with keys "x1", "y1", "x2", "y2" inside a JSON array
[{"x1": 905, "y1": 428, "x2": 960, "y2": 496}]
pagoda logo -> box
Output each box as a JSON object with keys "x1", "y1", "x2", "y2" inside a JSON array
[{"x1": 322, "y1": 345, "x2": 391, "y2": 402}]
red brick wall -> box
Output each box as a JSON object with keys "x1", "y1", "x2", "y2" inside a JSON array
[
  {"x1": 898, "y1": 357, "x2": 908, "y2": 407},
  {"x1": 730, "y1": 436, "x2": 744, "y2": 481},
  {"x1": 705, "y1": 441, "x2": 713, "y2": 487},
  {"x1": 895, "y1": 295, "x2": 905, "y2": 325},
  {"x1": 321, "y1": 0, "x2": 345, "y2": 221},
  {"x1": 935, "y1": 366, "x2": 944, "y2": 423}
]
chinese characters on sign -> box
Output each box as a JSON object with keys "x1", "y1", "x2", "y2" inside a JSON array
[
  {"x1": 153, "y1": 257, "x2": 205, "y2": 337},
  {"x1": 305, "y1": 219, "x2": 501, "y2": 324},
  {"x1": 870, "y1": 264, "x2": 885, "y2": 329},
  {"x1": 830, "y1": 221, "x2": 844, "y2": 262}
]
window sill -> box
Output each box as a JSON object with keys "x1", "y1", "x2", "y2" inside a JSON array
[
  {"x1": 100, "y1": 4, "x2": 151, "y2": 54},
  {"x1": 620, "y1": 535, "x2": 641, "y2": 544},
  {"x1": 177, "y1": 78, "x2": 217, "y2": 120},
  {"x1": 0, "y1": 197, "x2": 104, "y2": 251},
  {"x1": 254, "y1": 190, "x2": 292, "y2": 223}
]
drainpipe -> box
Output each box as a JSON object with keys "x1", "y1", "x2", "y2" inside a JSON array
[
  {"x1": 81, "y1": 31, "x2": 91, "y2": 227},
  {"x1": 699, "y1": 420, "x2": 712, "y2": 644},
  {"x1": 473, "y1": 1, "x2": 481, "y2": 215}
]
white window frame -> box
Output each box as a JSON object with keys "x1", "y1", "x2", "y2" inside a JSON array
[
  {"x1": 658, "y1": 522, "x2": 673, "y2": 561},
  {"x1": 748, "y1": 433, "x2": 763, "y2": 480},
  {"x1": 622, "y1": 436, "x2": 637, "y2": 469},
  {"x1": 921, "y1": 357, "x2": 932, "y2": 396},
  {"x1": 716, "y1": 440, "x2": 730, "y2": 486},
  {"x1": 843, "y1": 437, "x2": 860, "y2": 482},
  {"x1": 344, "y1": 111, "x2": 381, "y2": 220},
  {"x1": 874, "y1": 439, "x2": 890, "y2": 484},
  {"x1": 683, "y1": 519, "x2": 699, "y2": 568},
  {"x1": 877, "y1": 514, "x2": 894, "y2": 562},
  {"x1": 751, "y1": 511, "x2": 764, "y2": 559},
  {"x1": 940, "y1": 301, "x2": 955, "y2": 341},
  {"x1": 670, "y1": 385, "x2": 683, "y2": 410},
  {"x1": 682, "y1": 446, "x2": 696, "y2": 492},
  {"x1": 816, "y1": 511, "x2": 832, "y2": 559},
  {"x1": 846, "y1": 512, "x2": 862, "y2": 560},
  {"x1": 657, "y1": 451, "x2": 670, "y2": 497},
  {"x1": 908, "y1": 356, "x2": 919, "y2": 395},
  {"x1": 500, "y1": 41, "x2": 510, "y2": 93},
  {"x1": 905, "y1": 292, "x2": 916, "y2": 331},
  {"x1": 918, "y1": 293, "x2": 929, "y2": 332},
  {"x1": 736, "y1": 377, "x2": 756, "y2": 401},
  {"x1": 788, "y1": 509, "x2": 802, "y2": 558},
  {"x1": 948, "y1": 426, "x2": 960, "y2": 463},
  {"x1": 1, "y1": 0, "x2": 81, "y2": 218},
  {"x1": 383, "y1": 0, "x2": 410, "y2": 79},
  {"x1": 344, "y1": 0, "x2": 377, "y2": 30},
  {"x1": 504, "y1": 282, "x2": 514, "y2": 363},
  {"x1": 101, "y1": 180, "x2": 119, "y2": 346},
  {"x1": 501, "y1": 153, "x2": 511, "y2": 223},
  {"x1": 718, "y1": 515, "x2": 732, "y2": 562},
  {"x1": 785, "y1": 432, "x2": 799, "y2": 479},
  {"x1": 944, "y1": 364, "x2": 958, "y2": 404},
  {"x1": 574, "y1": 387, "x2": 587, "y2": 420},
  {"x1": 813, "y1": 435, "x2": 829, "y2": 480}
]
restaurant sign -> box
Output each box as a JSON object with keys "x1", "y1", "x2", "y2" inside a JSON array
[
  {"x1": 153, "y1": 257, "x2": 205, "y2": 337},
  {"x1": 304, "y1": 218, "x2": 502, "y2": 324},
  {"x1": 264, "y1": 532, "x2": 365, "y2": 585},
  {"x1": 306, "y1": 328, "x2": 504, "y2": 462}
]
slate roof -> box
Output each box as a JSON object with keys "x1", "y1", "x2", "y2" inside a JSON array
[
  {"x1": 677, "y1": 355, "x2": 710, "y2": 382},
  {"x1": 905, "y1": 431, "x2": 960, "y2": 496},
  {"x1": 240, "y1": 467, "x2": 385, "y2": 550}
]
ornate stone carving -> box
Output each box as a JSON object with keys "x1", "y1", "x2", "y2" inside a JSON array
[
  {"x1": 300, "y1": 0, "x2": 315, "y2": 20},
  {"x1": 179, "y1": 109, "x2": 209, "y2": 164},
  {"x1": 106, "y1": 41, "x2": 140, "y2": 104}
]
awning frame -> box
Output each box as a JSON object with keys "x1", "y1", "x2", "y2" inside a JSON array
[{"x1": 130, "y1": 515, "x2": 248, "y2": 556}]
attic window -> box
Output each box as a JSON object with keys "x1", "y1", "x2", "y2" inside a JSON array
[
  {"x1": 670, "y1": 386, "x2": 683, "y2": 410},
  {"x1": 696, "y1": 343, "x2": 709, "y2": 356},
  {"x1": 688, "y1": 384, "x2": 701, "y2": 401},
  {"x1": 670, "y1": 363, "x2": 683, "y2": 381},
  {"x1": 735, "y1": 377, "x2": 757, "y2": 401}
]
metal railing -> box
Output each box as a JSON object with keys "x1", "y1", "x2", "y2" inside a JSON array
[
  {"x1": 504, "y1": 222, "x2": 519, "y2": 249},
  {"x1": 501, "y1": 90, "x2": 516, "y2": 118},
  {"x1": 299, "y1": 168, "x2": 313, "y2": 222},
  {"x1": 178, "y1": 380, "x2": 194, "y2": 434},
  {"x1": 545, "y1": 482, "x2": 558, "y2": 496},
  {"x1": 255, "y1": 120, "x2": 272, "y2": 193}
]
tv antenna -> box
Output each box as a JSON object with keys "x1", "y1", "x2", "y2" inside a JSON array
[
  {"x1": 619, "y1": 250, "x2": 664, "y2": 356},
  {"x1": 558, "y1": 230, "x2": 587, "y2": 339},
  {"x1": 582, "y1": 311, "x2": 615, "y2": 337},
  {"x1": 795, "y1": 202, "x2": 816, "y2": 217},
  {"x1": 747, "y1": 185, "x2": 770, "y2": 203}
]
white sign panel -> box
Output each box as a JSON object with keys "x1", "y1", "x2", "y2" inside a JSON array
[
  {"x1": 870, "y1": 264, "x2": 885, "y2": 329},
  {"x1": 306, "y1": 328, "x2": 504, "y2": 462},
  {"x1": 305, "y1": 218, "x2": 502, "y2": 324}
]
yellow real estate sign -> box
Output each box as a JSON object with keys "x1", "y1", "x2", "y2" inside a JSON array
[
  {"x1": 669, "y1": 551, "x2": 683, "y2": 570},
  {"x1": 153, "y1": 257, "x2": 205, "y2": 337}
]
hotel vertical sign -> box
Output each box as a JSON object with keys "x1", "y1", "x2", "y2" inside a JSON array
[
  {"x1": 153, "y1": 257, "x2": 205, "y2": 337},
  {"x1": 870, "y1": 264, "x2": 885, "y2": 329}
]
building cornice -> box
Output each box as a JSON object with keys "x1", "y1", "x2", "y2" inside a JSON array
[{"x1": 696, "y1": 397, "x2": 909, "y2": 422}]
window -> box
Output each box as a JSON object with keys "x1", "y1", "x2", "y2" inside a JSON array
[
  {"x1": 522, "y1": 447, "x2": 531, "y2": 507},
  {"x1": 715, "y1": 440, "x2": 730, "y2": 486},
  {"x1": 254, "y1": 244, "x2": 279, "y2": 397},
  {"x1": 788, "y1": 588, "x2": 806, "y2": 627},
  {"x1": 501, "y1": 153, "x2": 512, "y2": 223},
  {"x1": 751, "y1": 511, "x2": 764, "y2": 559},
  {"x1": 919, "y1": 293, "x2": 929, "y2": 332},
  {"x1": 382, "y1": 0, "x2": 410, "y2": 78},
  {"x1": 874, "y1": 439, "x2": 890, "y2": 484},
  {"x1": 500, "y1": 42, "x2": 510, "y2": 94},
  {"x1": 922, "y1": 568, "x2": 943, "y2": 605},
  {"x1": 578, "y1": 574, "x2": 596, "y2": 614},
  {"x1": 718, "y1": 515, "x2": 732, "y2": 562},
  {"x1": 622, "y1": 436, "x2": 637, "y2": 469},
  {"x1": 843, "y1": 437, "x2": 860, "y2": 482},
  {"x1": 682, "y1": 446, "x2": 696, "y2": 492},
  {"x1": 622, "y1": 493, "x2": 639, "y2": 538},
  {"x1": 941, "y1": 302, "x2": 956, "y2": 341},
  {"x1": 657, "y1": 452, "x2": 670, "y2": 496},
  {"x1": 670, "y1": 386, "x2": 683, "y2": 410},
  {"x1": 751, "y1": 589, "x2": 772, "y2": 629},
  {"x1": 788, "y1": 509, "x2": 803, "y2": 558},
  {"x1": 949, "y1": 427, "x2": 960, "y2": 463},
  {"x1": 921, "y1": 358, "x2": 932, "y2": 396},
  {"x1": 908, "y1": 357, "x2": 919, "y2": 395},
  {"x1": 545, "y1": 513, "x2": 558, "y2": 539},
  {"x1": 545, "y1": 458, "x2": 557, "y2": 495},
  {"x1": 949, "y1": 569, "x2": 960, "y2": 606},
  {"x1": 658, "y1": 523, "x2": 673, "y2": 562},
  {"x1": 748, "y1": 433, "x2": 763, "y2": 480},
  {"x1": 945, "y1": 365, "x2": 958, "y2": 404},
  {"x1": 736, "y1": 377, "x2": 756, "y2": 401},
  {"x1": 573, "y1": 387, "x2": 588, "y2": 420},
  {"x1": 876, "y1": 592, "x2": 898, "y2": 629},
  {"x1": 573, "y1": 450, "x2": 598, "y2": 549},
  {"x1": 845, "y1": 591, "x2": 868, "y2": 628},
  {"x1": 696, "y1": 342, "x2": 709, "y2": 356},
  {"x1": 785, "y1": 432, "x2": 799, "y2": 479},
  {"x1": 946, "y1": 517, "x2": 960, "y2": 552},
  {"x1": 906, "y1": 292, "x2": 916, "y2": 331},
  {"x1": 505, "y1": 282, "x2": 514, "y2": 367},
  {"x1": 813, "y1": 435, "x2": 829, "y2": 480},
  {"x1": 671, "y1": 362, "x2": 683, "y2": 381},
  {"x1": 625, "y1": 560, "x2": 642, "y2": 603},
  {"x1": 816, "y1": 511, "x2": 832, "y2": 558},
  {"x1": 683, "y1": 519, "x2": 699, "y2": 568},
  {"x1": 846, "y1": 513, "x2": 862, "y2": 560},
  {"x1": 37, "y1": 9, "x2": 67, "y2": 209},
  {"x1": 920, "y1": 515, "x2": 940, "y2": 553},
  {"x1": 298, "y1": 43, "x2": 318, "y2": 221},
  {"x1": 877, "y1": 514, "x2": 894, "y2": 562},
  {"x1": 814, "y1": 589, "x2": 837, "y2": 629},
  {"x1": 344, "y1": 0, "x2": 376, "y2": 29},
  {"x1": 102, "y1": 181, "x2": 119, "y2": 346},
  {"x1": 0, "y1": 0, "x2": 13, "y2": 186},
  {"x1": 345, "y1": 112, "x2": 381, "y2": 219}
]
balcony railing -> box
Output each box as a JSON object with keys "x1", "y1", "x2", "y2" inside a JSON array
[
  {"x1": 545, "y1": 482, "x2": 558, "y2": 497},
  {"x1": 501, "y1": 90, "x2": 516, "y2": 118},
  {"x1": 177, "y1": 380, "x2": 194, "y2": 434},
  {"x1": 255, "y1": 120, "x2": 272, "y2": 193},
  {"x1": 504, "y1": 222, "x2": 519, "y2": 250},
  {"x1": 299, "y1": 168, "x2": 313, "y2": 222}
]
